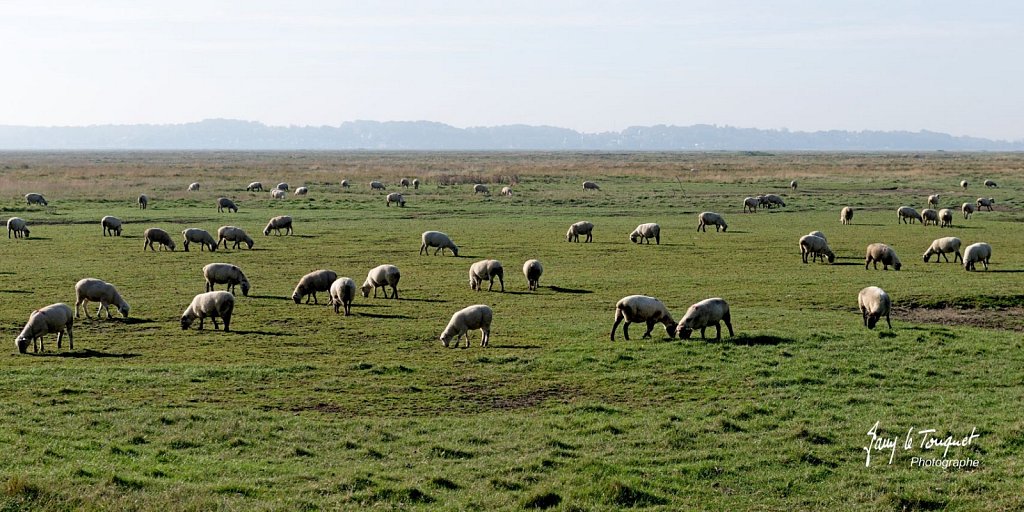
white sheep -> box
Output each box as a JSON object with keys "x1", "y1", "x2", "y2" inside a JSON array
[
  {"x1": 294, "y1": 186, "x2": 308, "y2": 196},
  {"x1": 217, "y1": 226, "x2": 254, "y2": 250},
  {"x1": 676, "y1": 298, "x2": 734, "y2": 340},
  {"x1": 361, "y1": 264, "x2": 401, "y2": 298},
  {"x1": 743, "y1": 196, "x2": 759, "y2": 213},
  {"x1": 75, "y1": 278, "x2": 130, "y2": 319},
  {"x1": 370, "y1": 181, "x2": 386, "y2": 191},
  {"x1": 857, "y1": 286, "x2": 891, "y2": 330},
  {"x1": 897, "y1": 206, "x2": 923, "y2": 224},
  {"x1": 961, "y1": 202, "x2": 975, "y2": 219},
  {"x1": 921, "y1": 208, "x2": 938, "y2": 226},
  {"x1": 412, "y1": 178, "x2": 420, "y2": 189},
  {"x1": 763, "y1": 194, "x2": 786, "y2": 208},
  {"x1": 927, "y1": 194, "x2": 940, "y2": 208},
  {"x1": 790, "y1": 180, "x2": 798, "y2": 190},
  {"x1": 7, "y1": 217, "x2": 30, "y2": 239},
  {"x1": 340, "y1": 179, "x2": 350, "y2": 188},
  {"x1": 938, "y1": 208, "x2": 954, "y2": 228},
  {"x1": 276, "y1": 182, "x2": 289, "y2": 191},
  {"x1": 501, "y1": 186, "x2": 513, "y2": 196},
  {"x1": 203, "y1": 263, "x2": 250, "y2": 296},
  {"x1": 960, "y1": 180, "x2": 968, "y2": 190},
  {"x1": 181, "y1": 291, "x2": 234, "y2": 331},
  {"x1": 263, "y1": 215, "x2": 293, "y2": 236},
  {"x1": 630, "y1": 223, "x2": 661, "y2": 244},
  {"x1": 807, "y1": 230, "x2": 826, "y2": 242},
  {"x1": 400, "y1": 178, "x2": 410, "y2": 188},
  {"x1": 963, "y1": 242, "x2": 992, "y2": 271},
  {"x1": 292, "y1": 269, "x2": 338, "y2": 304},
  {"x1": 984, "y1": 179, "x2": 998, "y2": 188},
  {"x1": 419, "y1": 231, "x2": 458, "y2": 256},
  {"x1": 143, "y1": 227, "x2": 175, "y2": 251},
  {"x1": 922, "y1": 237, "x2": 962, "y2": 263},
  {"x1": 101, "y1": 216, "x2": 123, "y2": 236},
  {"x1": 188, "y1": 182, "x2": 200, "y2": 191},
  {"x1": 523, "y1": 259, "x2": 543, "y2": 291},
  {"x1": 386, "y1": 192, "x2": 406, "y2": 207},
  {"x1": 865, "y1": 243, "x2": 901, "y2": 271},
  {"x1": 217, "y1": 197, "x2": 238, "y2": 213},
  {"x1": 697, "y1": 212, "x2": 727, "y2": 233},
  {"x1": 182, "y1": 228, "x2": 218, "y2": 252},
  {"x1": 566, "y1": 221, "x2": 594, "y2": 243},
  {"x1": 329, "y1": 277, "x2": 357, "y2": 315},
  {"x1": 270, "y1": 188, "x2": 285, "y2": 199},
  {"x1": 15, "y1": 303, "x2": 74, "y2": 353},
  {"x1": 976, "y1": 197, "x2": 995, "y2": 211},
  {"x1": 440, "y1": 304, "x2": 493, "y2": 348},
  {"x1": 138, "y1": 194, "x2": 148, "y2": 209},
  {"x1": 246, "y1": 182, "x2": 263, "y2": 192},
  {"x1": 799, "y1": 234, "x2": 835, "y2": 264},
  {"x1": 610, "y1": 295, "x2": 676, "y2": 341},
  {"x1": 473, "y1": 184, "x2": 490, "y2": 195},
  {"x1": 469, "y1": 260, "x2": 504, "y2": 292},
  {"x1": 841, "y1": 206, "x2": 854, "y2": 225},
  {"x1": 25, "y1": 193, "x2": 48, "y2": 206},
  {"x1": 583, "y1": 181, "x2": 600, "y2": 191}
]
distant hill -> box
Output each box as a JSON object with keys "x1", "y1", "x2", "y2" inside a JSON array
[{"x1": 0, "y1": 119, "x2": 1020, "y2": 151}]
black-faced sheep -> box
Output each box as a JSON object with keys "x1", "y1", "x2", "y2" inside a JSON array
[
  {"x1": 361, "y1": 264, "x2": 401, "y2": 299},
  {"x1": 858, "y1": 286, "x2": 891, "y2": 330},
  {"x1": 420, "y1": 231, "x2": 458, "y2": 256},
  {"x1": 523, "y1": 259, "x2": 543, "y2": 291},
  {"x1": 246, "y1": 182, "x2": 263, "y2": 192},
  {"x1": 939, "y1": 208, "x2": 954, "y2": 228},
  {"x1": 566, "y1": 221, "x2": 594, "y2": 243},
  {"x1": 15, "y1": 303, "x2": 74, "y2": 353},
  {"x1": 921, "y1": 208, "x2": 938, "y2": 226},
  {"x1": 865, "y1": 243, "x2": 901, "y2": 271},
  {"x1": 138, "y1": 194, "x2": 148, "y2": 209},
  {"x1": 203, "y1": 263, "x2": 250, "y2": 296},
  {"x1": 473, "y1": 184, "x2": 489, "y2": 195},
  {"x1": 400, "y1": 178, "x2": 410, "y2": 188},
  {"x1": 263, "y1": 215, "x2": 293, "y2": 236},
  {"x1": 977, "y1": 197, "x2": 995, "y2": 211},
  {"x1": 984, "y1": 179, "x2": 998, "y2": 188},
  {"x1": 217, "y1": 197, "x2": 238, "y2": 213},
  {"x1": 74, "y1": 278, "x2": 130, "y2": 319},
  {"x1": 370, "y1": 181, "x2": 386, "y2": 191},
  {"x1": 897, "y1": 206, "x2": 923, "y2": 224},
  {"x1": 923, "y1": 237, "x2": 962, "y2": 263},
  {"x1": 295, "y1": 186, "x2": 308, "y2": 196},
  {"x1": 963, "y1": 242, "x2": 992, "y2": 271},
  {"x1": 500, "y1": 186, "x2": 513, "y2": 196},
  {"x1": 440, "y1": 304, "x2": 492, "y2": 348},
  {"x1": 841, "y1": 206, "x2": 854, "y2": 225},
  {"x1": 329, "y1": 277, "x2": 356, "y2": 315},
  {"x1": 7, "y1": 217, "x2": 30, "y2": 239},
  {"x1": 610, "y1": 295, "x2": 676, "y2": 341},
  {"x1": 386, "y1": 192, "x2": 406, "y2": 207},
  {"x1": 25, "y1": 193, "x2": 48, "y2": 206},
  {"x1": 217, "y1": 226, "x2": 254, "y2": 250},
  {"x1": 101, "y1": 216, "x2": 123, "y2": 236},
  {"x1": 790, "y1": 180, "x2": 798, "y2": 190},
  {"x1": 340, "y1": 179, "x2": 350, "y2": 188},
  {"x1": 961, "y1": 202, "x2": 975, "y2": 219},
  {"x1": 182, "y1": 228, "x2": 218, "y2": 252},
  {"x1": 181, "y1": 291, "x2": 234, "y2": 331},
  {"x1": 292, "y1": 269, "x2": 338, "y2": 304},
  {"x1": 412, "y1": 178, "x2": 420, "y2": 189},
  {"x1": 276, "y1": 182, "x2": 289, "y2": 191},
  {"x1": 630, "y1": 223, "x2": 661, "y2": 244},
  {"x1": 807, "y1": 230, "x2": 827, "y2": 242},
  {"x1": 583, "y1": 181, "x2": 600, "y2": 191},
  {"x1": 763, "y1": 194, "x2": 786, "y2": 208},
  {"x1": 743, "y1": 197, "x2": 759, "y2": 213},
  {"x1": 143, "y1": 228, "x2": 175, "y2": 251},
  {"x1": 469, "y1": 260, "x2": 504, "y2": 292},
  {"x1": 188, "y1": 182, "x2": 200, "y2": 191},
  {"x1": 927, "y1": 194, "x2": 940, "y2": 208},
  {"x1": 676, "y1": 298, "x2": 734, "y2": 341},
  {"x1": 960, "y1": 180, "x2": 968, "y2": 190},
  {"x1": 799, "y1": 234, "x2": 835, "y2": 264},
  {"x1": 697, "y1": 212, "x2": 727, "y2": 233}
]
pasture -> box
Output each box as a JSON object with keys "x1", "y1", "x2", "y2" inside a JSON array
[{"x1": 1, "y1": 151, "x2": 1023, "y2": 510}]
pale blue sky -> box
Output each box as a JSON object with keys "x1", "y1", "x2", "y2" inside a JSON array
[{"x1": 1, "y1": 1, "x2": 1021, "y2": 139}]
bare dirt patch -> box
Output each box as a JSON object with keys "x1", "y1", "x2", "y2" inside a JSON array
[{"x1": 895, "y1": 306, "x2": 1024, "y2": 331}]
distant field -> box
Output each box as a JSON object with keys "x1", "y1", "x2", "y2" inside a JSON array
[{"x1": 1, "y1": 151, "x2": 1022, "y2": 511}]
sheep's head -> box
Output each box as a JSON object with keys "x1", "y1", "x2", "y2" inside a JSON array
[
  {"x1": 292, "y1": 293, "x2": 302, "y2": 304},
  {"x1": 629, "y1": 232, "x2": 640, "y2": 243},
  {"x1": 244, "y1": 237, "x2": 254, "y2": 249},
  {"x1": 826, "y1": 252, "x2": 836, "y2": 264},
  {"x1": 360, "y1": 284, "x2": 373, "y2": 298},
  {"x1": 720, "y1": 222, "x2": 728, "y2": 232},
  {"x1": 119, "y1": 302, "x2": 130, "y2": 318},
  {"x1": 22, "y1": 227, "x2": 30, "y2": 237},
  {"x1": 439, "y1": 328, "x2": 455, "y2": 347},
  {"x1": 665, "y1": 321, "x2": 679, "y2": 339},
  {"x1": 893, "y1": 260, "x2": 902, "y2": 271},
  {"x1": 264, "y1": 226, "x2": 271, "y2": 235},
  {"x1": 866, "y1": 313, "x2": 880, "y2": 329},
  {"x1": 450, "y1": 245, "x2": 459, "y2": 257},
  {"x1": 241, "y1": 281, "x2": 250, "y2": 297},
  {"x1": 676, "y1": 323, "x2": 694, "y2": 340},
  {"x1": 15, "y1": 336, "x2": 30, "y2": 353},
  {"x1": 166, "y1": 240, "x2": 176, "y2": 251},
  {"x1": 180, "y1": 315, "x2": 194, "y2": 330}
]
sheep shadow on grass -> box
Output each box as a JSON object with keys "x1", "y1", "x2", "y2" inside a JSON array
[
  {"x1": 35, "y1": 349, "x2": 140, "y2": 359},
  {"x1": 231, "y1": 329, "x2": 292, "y2": 336},
  {"x1": 358, "y1": 312, "x2": 413, "y2": 319},
  {"x1": 990, "y1": 269, "x2": 1024, "y2": 273},
  {"x1": 549, "y1": 286, "x2": 592, "y2": 294},
  {"x1": 704, "y1": 334, "x2": 793, "y2": 346}
]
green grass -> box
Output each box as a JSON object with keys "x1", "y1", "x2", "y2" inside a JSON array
[{"x1": 1, "y1": 151, "x2": 1023, "y2": 510}]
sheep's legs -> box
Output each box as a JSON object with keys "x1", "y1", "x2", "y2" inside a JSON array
[
  {"x1": 642, "y1": 320, "x2": 655, "y2": 339},
  {"x1": 723, "y1": 313, "x2": 734, "y2": 337}
]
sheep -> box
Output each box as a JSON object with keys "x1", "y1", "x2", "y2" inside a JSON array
[
  {"x1": 790, "y1": 180, "x2": 798, "y2": 190},
  {"x1": 469, "y1": 260, "x2": 504, "y2": 292},
  {"x1": 203, "y1": 263, "x2": 250, "y2": 296},
  {"x1": 74, "y1": 278, "x2": 130, "y2": 319},
  {"x1": 263, "y1": 215, "x2": 293, "y2": 236},
  {"x1": 566, "y1": 221, "x2": 594, "y2": 243},
  {"x1": 939, "y1": 208, "x2": 954, "y2": 228},
  {"x1": 961, "y1": 202, "x2": 975, "y2": 219},
  {"x1": 217, "y1": 225, "x2": 254, "y2": 250},
  {"x1": 180, "y1": 291, "x2": 234, "y2": 332},
  {"x1": 292, "y1": 269, "x2": 338, "y2": 304},
  {"x1": 473, "y1": 184, "x2": 490, "y2": 195},
  {"x1": 963, "y1": 242, "x2": 992, "y2": 271},
  {"x1": 386, "y1": 192, "x2": 406, "y2": 207},
  {"x1": 276, "y1": 182, "x2": 289, "y2": 191},
  {"x1": 807, "y1": 230, "x2": 826, "y2": 242},
  {"x1": 400, "y1": 178, "x2": 410, "y2": 188},
  {"x1": 583, "y1": 181, "x2": 600, "y2": 191},
  {"x1": 217, "y1": 197, "x2": 238, "y2": 213},
  {"x1": 370, "y1": 181, "x2": 386, "y2": 191},
  {"x1": 676, "y1": 298, "x2": 734, "y2": 340},
  {"x1": 101, "y1": 216, "x2": 123, "y2": 237},
  {"x1": 25, "y1": 193, "x2": 48, "y2": 206},
  {"x1": 412, "y1": 178, "x2": 420, "y2": 189},
  {"x1": 15, "y1": 303, "x2": 74, "y2": 353},
  {"x1": 440, "y1": 304, "x2": 493, "y2": 348},
  {"x1": 757, "y1": 195, "x2": 771, "y2": 209},
  {"x1": 501, "y1": 186, "x2": 513, "y2": 196},
  {"x1": 841, "y1": 206, "x2": 854, "y2": 225},
  {"x1": 630, "y1": 223, "x2": 661, "y2": 244},
  {"x1": 897, "y1": 206, "x2": 923, "y2": 224},
  {"x1": 329, "y1": 277, "x2": 357, "y2": 315},
  {"x1": 977, "y1": 197, "x2": 995, "y2": 211},
  {"x1": 743, "y1": 196, "x2": 759, "y2": 213},
  {"x1": 799, "y1": 234, "x2": 835, "y2": 264},
  {"x1": 523, "y1": 259, "x2": 543, "y2": 291},
  {"x1": 138, "y1": 194, "x2": 148, "y2": 209},
  {"x1": 697, "y1": 212, "x2": 727, "y2": 233},
  {"x1": 420, "y1": 231, "x2": 458, "y2": 256},
  {"x1": 246, "y1": 182, "x2": 264, "y2": 192},
  {"x1": 294, "y1": 186, "x2": 308, "y2": 196},
  {"x1": 927, "y1": 194, "x2": 940, "y2": 208},
  {"x1": 610, "y1": 295, "x2": 677, "y2": 341},
  {"x1": 921, "y1": 208, "x2": 939, "y2": 226},
  {"x1": 984, "y1": 179, "x2": 998, "y2": 188},
  {"x1": 340, "y1": 179, "x2": 350, "y2": 188},
  {"x1": 763, "y1": 194, "x2": 786, "y2": 208},
  {"x1": 857, "y1": 286, "x2": 892, "y2": 330},
  {"x1": 188, "y1": 182, "x2": 200, "y2": 191},
  {"x1": 143, "y1": 227, "x2": 175, "y2": 251},
  {"x1": 182, "y1": 228, "x2": 218, "y2": 252},
  {"x1": 960, "y1": 180, "x2": 969, "y2": 190},
  {"x1": 361, "y1": 264, "x2": 401, "y2": 298},
  {"x1": 922, "y1": 237, "x2": 962, "y2": 263},
  {"x1": 270, "y1": 188, "x2": 285, "y2": 199},
  {"x1": 865, "y1": 243, "x2": 901, "y2": 271},
  {"x1": 7, "y1": 217, "x2": 30, "y2": 239}
]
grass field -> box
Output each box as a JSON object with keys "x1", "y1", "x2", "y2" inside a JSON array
[{"x1": 1, "y1": 151, "x2": 1023, "y2": 511}]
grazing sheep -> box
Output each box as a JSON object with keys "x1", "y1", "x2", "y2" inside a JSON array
[
  {"x1": 977, "y1": 197, "x2": 995, "y2": 211},
  {"x1": 469, "y1": 260, "x2": 504, "y2": 292},
  {"x1": 473, "y1": 184, "x2": 489, "y2": 195},
  {"x1": 841, "y1": 206, "x2": 854, "y2": 225},
  {"x1": 743, "y1": 196, "x2": 759, "y2": 213},
  {"x1": 217, "y1": 226, "x2": 254, "y2": 250},
  {"x1": 270, "y1": 188, "x2": 285, "y2": 199},
  {"x1": 25, "y1": 193, "x2": 48, "y2": 206},
  {"x1": 790, "y1": 180, "x2": 798, "y2": 190},
  {"x1": 630, "y1": 223, "x2": 661, "y2": 244},
  {"x1": 276, "y1": 182, "x2": 289, "y2": 191},
  {"x1": 927, "y1": 194, "x2": 940, "y2": 208},
  {"x1": 583, "y1": 181, "x2": 600, "y2": 191},
  {"x1": 763, "y1": 194, "x2": 786, "y2": 208},
  {"x1": 386, "y1": 192, "x2": 406, "y2": 207},
  {"x1": 182, "y1": 228, "x2": 218, "y2": 252},
  {"x1": 610, "y1": 295, "x2": 677, "y2": 341},
  {"x1": 294, "y1": 186, "x2": 308, "y2": 196},
  {"x1": 419, "y1": 231, "x2": 458, "y2": 256},
  {"x1": 960, "y1": 180, "x2": 968, "y2": 190},
  {"x1": 400, "y1": 178, "x2": 410, "y2": 188},
  {"x1": 329, "y1": 277, "x2": 356, "y2": 315},
  {"x1": 340, "y1": 179, "x2": 350, "y2": 188},
  {"x1": 961, "y1": 202, "x2": 975, "y2": 219},
  {"x1": 7, "y1": 217, "x2": 30, "y2": 239},
  {"x1": 757, "y1": 195, "x2": 771, "y2": 209},
  {"x1": 370, "y1": 181, "x2": 386, "y2": 191},
  {"x1": 143, "y1": 228, "x2": 175, "y2": 251},
  {"x1": 984, "y1": 179, "x2": 998, "y2": 188},
  {"x1": 101, "y1": 216, "x2": 123, "y2": 236},
  {"x1": 939, "y1": 208, "x2": 954, "y2": 228},
  {"x1": 15, "y1": 303, "x2": 74, "y2": 353},
  {"x1": 963, "y1": 242, "x2": 992, "y2": 271},
  {"x1": 865, "y1": 243, "x2": 901, "y2": 271},
  {"x1": 361, "y1": 264, "x2": 401, "y2": 298},
  {"x1": 923, "y1": 237, "x2": 962, "y2": 263},
  {"x1": 203, "y1": 263, "x2": 250, "y2": 296},
  {"x1": 412, "y1": 178, "x2": 420, "y2": 189},
  {"x1": 138, "y1": 194, "x2": 148, "y2": 209},
  {"x1": 799, "y1": 234, "x2": 835, "y2": 264},
  {"x1": 246, "y1": 182, "x2": 264, "y2": 192},
  {"x1": 676, "y1": 298, "x2": 734, "y2": 340},
  {"x1": 217, "y1": 197, "x2": 238, "y2": 213},
  {"x1": 523, "y1": 259, "x2": 543, "y2": 291},
  {"x1": 807, "y1": 230, "x2": 827, "y2": 242},
  {"x1": 440, "y1": 304, "x2": 493, "y2": 348},
  {"x1": 263, "y1": 215, "x2": 293, "y2": 236},
  {"x1": 566, "y1": 221, "x2": 594, "y2": 243},
  {"x1": 897, "y1": 206, "x2": 923, "y2": 224},
  {"x1": 188, "y1": 182, "x2": 200, "y2": 191},
  {"x1": 292, "y1": 269, "x2": 338, "y2": 304},
  {"x1": 501, "y1": 186, "x2": 513, "y2": 196},
  {"x1": 921, "y1": 208, "x2": 939, "y2": 226},
  {"x1": 181, "y1": 291, "x2": 234, "y2": 332},
  {"x1": 697, "y1": 212, "x2": 727, "y2": 233},
  {"x1": 75, "y1": 278, "x2": 130, "y2": 319},
  {"x1": 857, "y1": 286, "x2": 891, "y2": 330}
]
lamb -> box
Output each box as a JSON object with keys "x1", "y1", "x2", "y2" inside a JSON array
[
  {"x1": 927, "y1": 194, "x2": 940, "y2": 208},
  {"x1": 370, "y1": 181, "x2": 386, "y2": 191},
  {"x1": 630, "y1": 223, "x2": 661, "y2": 244},
  {"x1": 217, "y1": 197, "x2": 238, "y2": 213},
  {"x1": 960, "y1": 180, "x2": 968, "y2": 190},
  {"x1": 963, "y1": 242, "x2": 992, "y2": 271},
  {"x1": 857, "y1": 286, "x2": 891, "y2": 330},
  {"x1": 7, "y1": 217, "x2": 30, "y2": 239},
  {"x1": 865, "y1": 243, "x2": 901, "y2": 270},
  {"x1": 473, "y1": 184, "x2": 489, "y2": 195},
  {"x1": 743, "y1": 197, "x2": 759, "y2": 213},
  {"x1": 217, "y1": 225, "x2": 254, "y2": 250},
  {"x1": 582, "y1": 181, "x2": 600, "y2": 191},
  {"x1": 74, "y1": 278, "x2": 130, "y2": 319},
  {"x1": 566, "y1": 221, "x2": 594, "y2": 243},
  {"x1": 263, "y1": 215, "x2": 293, "y2": 236},
  {"x1": 329, "y1": 277, "x2": 357, "y2": 315},
  {"x1": 270, "y1": 188, "x2": 285, "y2": 199},
  {"x1": 469, "y1": 260, "x2": 504, "y2": 292},
  {"x1": 961, "y1": 202, "x2": 975, "y2": 219},
  {"x1": 984, "y1": 179, "x2": 998, "y2": 188},
  {"x1": 181, "y1": 291, "x2": 234, "y2": 331},
  {"x1": 340, "y1": 179, "x2": 350, "y2": 188},
  {"x1": 182, "y1": 228, "x2": 218, "y2": 252},
  {"x1": 676, "y1": 298, "x2": 734, "y2": 341},
  {"x1": 523, "y1": 259, "x2": 543, "y2": 291},
  {"x1": 697, "y1": 212, "x2": 727, "y2": 233},
  {"x1": 976, "y1": 197, "x2": 995, "y2": 211},
  {"x1": 138, "y1": 194, "x2": 148, "y2": 209},
  {"x1": 292, "y1": 269, "x2": 338, "y2": 304},
  {"x1": 412, "y1": 178, "x2": 420, "y2": 189},
  {"x1": 790, "y1": 180, "x2": 798, "y2": 190},
  {"x1": 203, "y1": 263, "x2": 250, "y2": 296},
  {"x1": 440, "y1": 304, "x2": 493, "y2": 348},
  {"x1": 897, "y1": 206, "x2": 923, "y2": 224},
  {"x1": 361, "y1": 264, "x2": 401, "y2": 298},
  {"x1": 294, "y1": 186, "x2": 308, "y2": 196},
  {"x1": 386, "y1": 192, "x2": 406, "y2": 207},
  {"x1": 763, "y1": 194, "x2": 786, "y2": 208},
  {"x1": 501, "y1": 186, "x2": 513, "y2": 196},
  {"x1": 610, "y1": 295, "x2": 677, "y2": 341},
  {"x1": 799, "y1": 234, "x2": 835, "y2": 264},
  {"x1": 922, "y1": 237, "x2": 962, "y2": 263},
  {"x1": 246, "y1": 182, "x2": 264, "y2": 192},
  {"x1": 276, "y1": 182, "x2": 289, "y2": 191},
  {"x1": 188, "y1": 182, "x2": 200, "y2": 191},
  {"x1": 921, "y1": 208, "x2": 939, "y2": 226},
  {"x1": 15, "y1": 303, "x2": 74, "y2": 353},
  {"x1": 400, "y1": 178, "x2": 410, "y2": 188},
  {"x1": 419, "y1": 231, "x2": 458, "y2": 256},
  {"x1": 101, "y1": 216, "x2": 123, "y2": 236},
  {"x1": 840, "y1": 206, "x2": 854, "y2": 225},
  {"x1": 939, "y1": 208, "x2": 954, "y2": 228},
  {"x1": 143, "y1": 228, "x2": 175, "y2": 251},
  {"x1": 25, "y1": 193, "x2": 48, "y2": 206}
]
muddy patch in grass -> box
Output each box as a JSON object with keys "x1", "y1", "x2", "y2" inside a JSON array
[{"x1": 896, "y1": 306, "x2": 1024, "y2": 331}]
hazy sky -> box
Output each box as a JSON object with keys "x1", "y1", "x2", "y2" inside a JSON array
[{"x1": 2, "y1": 1, "x2": 1022, "y2": 140}]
